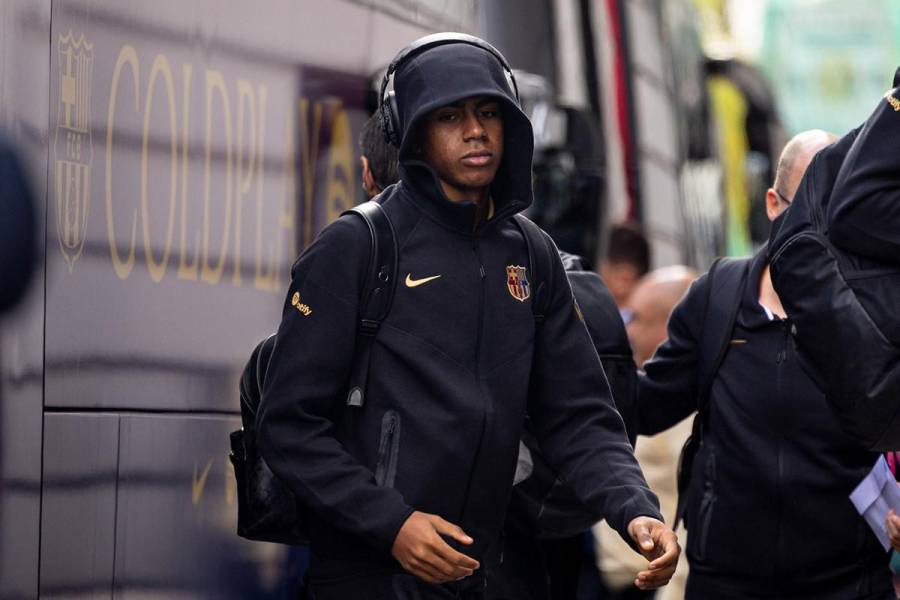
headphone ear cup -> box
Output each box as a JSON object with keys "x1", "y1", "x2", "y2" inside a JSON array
[
  {"x1": 379, "y1": 100, "x2": 395, "y2": 147},
  {"x1": 386, "y1": 90, "x2": 401, "y2": 147}
]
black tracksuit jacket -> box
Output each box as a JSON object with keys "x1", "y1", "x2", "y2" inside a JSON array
[
  {"x1": 636, "y1": 249, "x2": 891, "y2": 599},
  {"x1": 257, "y1": 42, "x2": 660, "y2": 592}
]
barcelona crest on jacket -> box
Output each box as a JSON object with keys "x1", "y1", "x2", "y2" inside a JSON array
[{"x1": 506, "y1": 265, "x2": 530, "y2": 302}]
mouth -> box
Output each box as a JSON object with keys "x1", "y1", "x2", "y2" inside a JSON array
[{"x1": 460, "y1": 151, "x2": 493, "y2": 167}]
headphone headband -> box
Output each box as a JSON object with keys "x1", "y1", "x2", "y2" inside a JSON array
[{"x1": 377, "y1": 33, "x2": 519, "y2": 147}]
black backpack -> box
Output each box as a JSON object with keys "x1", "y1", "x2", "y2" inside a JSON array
[
  {"x1": 768, "y1": 72, "x2": 900, "y2": 450},
  {"x1": 229, "y1": 202, "x2": 563, "y2": 544}
]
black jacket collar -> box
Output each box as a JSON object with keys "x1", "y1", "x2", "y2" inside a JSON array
[
  {"x1": 397, "y1": 160, "x2": 528, "y2": 235},
  {"x1": 738, "y1": 246, "x2": 779, "y2": 329}
]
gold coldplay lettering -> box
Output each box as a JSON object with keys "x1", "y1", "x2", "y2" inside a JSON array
[{"x1": 104, "y1": 44, "x2": 357, "y2": 291}]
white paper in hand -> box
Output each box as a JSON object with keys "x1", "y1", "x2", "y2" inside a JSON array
[{"x1": 850, "y1": 455, "x2": 900, "y2": 551}]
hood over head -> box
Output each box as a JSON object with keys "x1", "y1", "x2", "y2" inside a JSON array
[{"x1": 390, "y1": 38, "x2": 534, "y2": 225}]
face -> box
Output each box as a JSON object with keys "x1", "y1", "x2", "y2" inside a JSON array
[
  {"x1": 624, "y1": 286, "x2": 667, "y2": 367},
  {"x1": 600, "y1": 261, "x2": 640, "y2": 309},
  {"x1": 420, "y1": 96, "x2": 503, "y2": 203}
]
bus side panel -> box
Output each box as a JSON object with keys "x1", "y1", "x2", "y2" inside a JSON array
[
  {"x1": 0, "y1": 1, "x2": 51, "y2": 598},
  {"x1": 39, "y1": 414, "x2": 119, "y2": 598},
  {"x1": 111, "y1": 414, "x2": 271, "y2": 599},
  {"x1": 34, "y1": 0, "x2": 442, "y2": 596}
]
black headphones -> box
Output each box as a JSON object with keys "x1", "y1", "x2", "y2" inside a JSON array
[{"x1": 378, "y1": 32, "x2": 519, "y2": 148}]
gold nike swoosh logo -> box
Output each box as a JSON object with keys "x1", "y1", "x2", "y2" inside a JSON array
[{"x1": 405, "y1": 274, "x2": 441, "y2": 288}]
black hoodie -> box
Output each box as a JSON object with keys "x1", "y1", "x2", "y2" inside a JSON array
[{"x1": 257, "y1": 40, "x2": 660, "y2": 588}]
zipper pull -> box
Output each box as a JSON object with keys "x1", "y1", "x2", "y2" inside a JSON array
[
  {"x1": 777, "y1": 322, "x2": 791, "y2": 363},
  {"x1": 479, "y1": 264, "x2": 486, "y2": 279}
]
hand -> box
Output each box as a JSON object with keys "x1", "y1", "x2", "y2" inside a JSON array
[
  {"x1": 627, "y1": 516, "x2": 680, "y2": 590},
  {"x1": 391, "y1": 511, "x2": 480, "y2": 584},
  {"x1": 887, "y1": 509, "x2": 900, "y2": 551}
]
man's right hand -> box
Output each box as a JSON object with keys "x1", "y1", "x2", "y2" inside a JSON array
[{"x1": 391, "y1": 511, "x2": 480, "y2": 584}]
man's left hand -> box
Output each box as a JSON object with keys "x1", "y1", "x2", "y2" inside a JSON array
[{"x1": 627, "y1": 516, "x2": 680, "y2": 590}]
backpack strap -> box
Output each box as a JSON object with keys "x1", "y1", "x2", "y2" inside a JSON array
[
  {"x1": 674, "y1": 256, "x2": 749, "y2": 529},
  {"x1": 696, "y1": 257, "x2": 751, "y2": 416},
  {"x1": 513, "y1": 214, "x2": 555, "y2": 321},
  {"x1": 342, "y1": 201, "x2": 397, "y2": 407}
]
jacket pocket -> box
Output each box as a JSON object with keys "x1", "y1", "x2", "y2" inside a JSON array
[
  {"x1": 693, "y1": 450, "x2": 717, "y2": 563},
  {"x1": 375, "y1": 410, "x2": 401, "y2": 488}
]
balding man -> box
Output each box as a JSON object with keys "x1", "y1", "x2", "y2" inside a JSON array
[
  {"x1": 634, "y1": 131, "x2": 892, "y2": 599},
  {"x1": 595, "y1": 267, "x2": 697, "y2": 600},
  {"x1": 625, "y1": 267, "x2": 698, "y2": 367}
]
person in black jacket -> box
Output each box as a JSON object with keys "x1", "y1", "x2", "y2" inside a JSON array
[
  {"x1": 767, "y1": 69, "x2": 900, "y2": 451},
  {"x1": 636, "y1": 129, "x2": 892, "y2": 599},
  {"x1": 257, "y1": 34, "x2": 678, "y2": 600},
  {"x1": 358, "y1": 106, "x2": 642, "y2": 600},
  {"x1": 359, "y1": 112, "x2": 399, "y2": 198}
]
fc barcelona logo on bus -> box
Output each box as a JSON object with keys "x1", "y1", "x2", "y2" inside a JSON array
[
  {"x1": 506, "y1": 265, "x2": 530, "y2": 302},
  {"x1": 54, "y1": 31, "x2": 94, "y2": 272}
]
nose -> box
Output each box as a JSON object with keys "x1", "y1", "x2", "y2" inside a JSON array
[{"x1": 462, "y1": 109, "x2": 486, "y2": 141}]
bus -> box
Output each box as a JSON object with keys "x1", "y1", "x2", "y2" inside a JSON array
[{"x1": 0, "y1": 1, "x2": 778, "y2": 597}]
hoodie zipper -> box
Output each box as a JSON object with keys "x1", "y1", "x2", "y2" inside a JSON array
[
  {"x1": 472, "y1": 241, "x2": 487, "y2": 376},
  {"x1": 455, "y1": 242, "x2": 489, "y2": 531},
  {"x1": 772, "y1": 320, "x2": 792, "y2": 586}
]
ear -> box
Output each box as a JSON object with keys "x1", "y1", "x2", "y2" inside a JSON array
[
  {"x1": 360, "y1": 156, "x2": 380, "y2": 198},
  {"x1": 765, "y1": 188, "x2": 781, "y2": 222}
]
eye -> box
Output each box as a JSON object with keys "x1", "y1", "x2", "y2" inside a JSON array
[
  {"x1": 435, "y1": 110, "x2": 459, "y2": 122},
  {"x1": 480, "y1": 104, "x2": 501, "y2": 118}
]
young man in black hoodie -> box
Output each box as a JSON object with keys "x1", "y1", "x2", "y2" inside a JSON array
[
  {"x1": 358, "y1": 106, "x2": 644, "y2": 600},
  {"x1": 258, "y1": 34, "x2": 678, "y2": 599}
]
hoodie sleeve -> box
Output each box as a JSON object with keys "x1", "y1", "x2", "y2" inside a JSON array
[
  {"x1": 527, "y1": 237, "x2": 662, "y2": 546},
  {"x1": 257, "y1": 216, "x2": 413, "y2": 556},
  {"x1": 827, "y1": 73, "x2": 900, "y2": 263},
  {"x1": 635, "y1": 275, "x2": 709, "y2": 436}
]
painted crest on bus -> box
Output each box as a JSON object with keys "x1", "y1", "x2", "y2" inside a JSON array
[
  {"x1": 506, "y1": 265, "x2": 530, "y2": 302},
  {"x1": 54, "y1": 31, "x2": 94, "y2": 271}
]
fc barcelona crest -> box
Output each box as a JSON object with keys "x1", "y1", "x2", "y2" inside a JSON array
[
  {"x1": 54, "y1": 31, "x2": 94, "y2": 272},
  {"x1": 506, "y1": 265, "x2": 530, "y2": 302}
]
